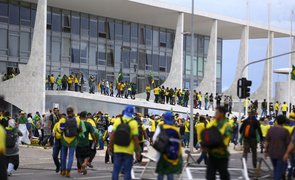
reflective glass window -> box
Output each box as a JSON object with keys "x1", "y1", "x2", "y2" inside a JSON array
[
  {"x1": 217, "y1": 62, "x2": 221, "y2": 79},
  {"x1": 0, "y1": 1, "x2": 8, "y2": 23},
  {"x1": 98, "y1": 45, "x2": 106, "y2": 65},
  {"x1": 8, "y1": 33, "x2": 19, "y2": 57},
  {"x1": 139, "y1": 25, "x2": 145, "y2": 45},
  {"x1": 146, "y1": 50, "x2": 152, "y2": 65},
  {"x1": 20, "y1": 5, "x2": 30, "y2": 26},
  {"x1": 106, "y1": 19, "x2": 114, "y2": 40},
  {"x1": 62, "y1": 37, "x2": 70, "y2": 57},
  {"x1": 192, "y1": 57, "x2": 197, "y2": 76},
  {"x1": 185, "y1": 36, "x2": 191, "y2": 53},
  {"x1": 47, "y1": 9, "x2": 51, "y2": 29},
  {"x1": 62, "y1": 10, "x2": 71, "y2": 32},
  {"x1": 130, "y1": 23, "x2": 138, "y2": 43},
  {"x1": 52, "y1": 9, "x2": 61, "y2": 32},
  {"x1": 80, "y1": 41, "x2": 88, "y2": 63},
  {"x1": 217, "y1": 40, "x2": 222, "y2": 59},
  {"x1": 9, "y1": 3, "x2": 19, "y2": 25},
  {"x1": 153, "y1": 28, "x2": 159, "y2": 48},
  {"x1": 71, "y1": 13, "x2": 80, "y2": 35},
  {"x1": 52, "y1": 37, "x2": 61, "y2": 62},
  {"x1": 159, "y1": 52, "x2": 166, "y2": 72},
  {"x1": 167, "y1": 53, "x2": 172, "y2": 72},
  {"x1": 89, "y1": 17, "x2": 97, "y2": 38},
  {"x1": 98, "y1": 18, "x2": 106, "y2": 38},
  {"x1": 130, "y1": 48, "x2": 137, "y2": 65},
  {"x1": 146, "y1": 26, "x2": 152, "y2": 46},
  {"x1": 89, "y1": 43, "x2": 97, "y2": 65},
  {"x1": 159, "y1": 31, "x2": 166, "y2": 47},
  {"x1": 167, "y1": 31, "x2": 174, "y2": 49},
  {"x1": 185, "y1": 55, "x2": 191, "y2": 75},
  {"x1": 106, "y1": 45, "x2": 114, "y2": 67},
  {"x1": 115, "y1": 45, "x2": 121, "y2": 64},
  {"x1": 71, "y1": 40, "x2": 80, "y2": 63},
  {"x1": 20, "y1": 31, "x2": 30, "y2": 53},
  {"x1": 123, "y1": 22, "x2": 130, "y2": 42},
  {"x1": 0, "y1": 29, "x2": 7, "y2": 50},
  {"x1": 138, "y1": 49, "x2": 146, "y2": 70},
  {"x1": 115, "y1": 21, "x2": 122, "y2": 41},
  {"x1": 122, "y1": 47, "x2": 130, "y2": 68},
  {"x1": 197, "y1": 57, "x2": 203, "y2": 76},
  {"x1": 81, "y1": 14, "x2": 89, "y2": 36},
  {"x1": 152, "y1": 52, "x2": 159, "y2": 71}
]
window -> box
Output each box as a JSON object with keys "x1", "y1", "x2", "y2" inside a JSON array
[
  {"x1": 115, "y1": 21, "x2": 122, "y2": 41},
  {"x1": 123, "y1": 22, "x2": 130, "y2": 42},
  {"x1": 98, "y1": 18, "x2": 106, "y2": 38},
  {"x1": 47, "y1": 9, "x2": 51, "y2": 29},
  {"x1": 159, "y1": 31, "x2": 166, "y2": 47},
  {"x1": 71, "y1": 40, "x2": 80, "y2": 63},
  {"x1": 217, "y1": 62, "x2": 221, "y2": 79},
  {"x1": 197, "y1": 57, "x2": 203, "y2": 76},
  {"x1": 192, "y1": 57, "x2": 197, "y2": 76},
  {"x1": 122, "y1": 47, "x2": 130, "y2": 68},
  {"x1": 0, "y1": 1, "x2": 8, "y2": 23},
  {"x1": 167, "y1": 31, "x2": 174, "y2": 49},
  {"x1": 89, "y1": 43, "x2": 97, "y2": 66},
  {"x1": 52, "y1": 37, "x2": 61, "y2": 62},
  {"x1": 185, "y1": 55, "x2": 191, "y2": 75},
  {"x1": 217, "y1": 39, "x2": 222, "y2": 59},
  {"x1": 139, "y1": 25, "x2": 145, "y2": 45},
  {"x1": 71, "y1": 13, "x2": 80, "y2": 35},
  {"x1": 167, "y1": 53, "x2": 172, "y2": 72},
  {"x1": 106, "y1": 19, "x2": 114, "y2": 40},
  {"x1": 152, "y1": 52, "x2": 159, "y2": 71},
  {"x1": 62, "y1": 10, "x2": 70, "y2": 32},
  {"x1": 8, "y1": 32, "x2": 19, "y2": 57},
  {"x1": 0, "y1": 29, "x2": 7, "y2": 51},
  {"x1": 153, "y1": 28, "x2": 159, "y2": 48},
  {"x1": 81, "y1": 14, "x2": 89, "y2": 36},
  {"x1": 146, "y1": 27, "x2": 152, "y2": 46},
  {"x1": 131, "y1": 23, "x2": 138, "y2": 43},
  {"x1": 9, "y1": 3, "x2": 19, "y2": 25},
  {"x1": 138, "y1": 49, "x2": 146, "y2": 70},
  {"x1": 106, "y1": 45, "x2": 114, "y2": 67},
  {"x1": 52, "y1": 9, "x2": 61, "y2": 32},
  {"x1": 115, "y1": 45, "x2": 121, "y2": 64},
  {"x1": 62, "y1": 37, "x2": 70, "y2": 57},
  {"x1": 20, "y1": 4, "x2": 30, "y2": 26},
  {"x1": 89, "y1": 17, "x2": 97, "y2": 38},
  {"x1": 146, "y1": 50, "x2": 152, "y2": 70},
  {"x1": 159, "y1": 52, "x2": 166, "y2": 72},
  {"x1": 130, "y1": 48, "x2": 137, "y2": 65},
  {"x1": 80, "y1": 41, "x2": 88, "y2": 64},
  {"x1": 20, "y1": 32, "x2": 30, "y2": 56},
  {"x1": 98, "y1": 45, "x2": 106, "y2": 65},
  {"x1": 185, "y1": 36, "x2": 191, "y2": 53}
]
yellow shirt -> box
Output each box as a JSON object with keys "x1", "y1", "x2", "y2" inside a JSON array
[
  {"x1": 195, "y1": 122, "x2": 206, "y2": 142},
  {"x1": 184, "y1": 121, "x2": 190, "y2": 133},
  {"x1": 282, "y1": 104, "x2": 288, "y2": 112},
  {"x1": 197, "y1": 94, "x2": 202, "y2": 101},
  {"x1": 140, "y1": 124, "x2": 147, "y2": 143},
  {"x1": 154, "y1": 87, "x2": 160, "y2": 95},
  {"x1": 146, "y1": 86, "x2": 151, "y2": 93},
  {"x1": 87, "y1": 118, "x2": 96, "y2": 140},
  {"x1": 50, "y1": 76, "x2": 55, "y2": 83},
  {"x1": 244, "y1": 99, "x2": 250, "y2": 108},
  {"x1": 120, "y1": 84, "x2": 125, "y2": 91},
  {"x1": 0, "y1": 125, "x2": 5, "y2": 155},
  {"x1": 290, "y1": 112, "x2": 295, "y2": 121},
  {"x1": 275, "y1": 103, "x2": 279, "y2": 111},
  {"x1": 58, "y1": 117, "x2": 81, "y2": 145},
  {"x1": 260, "y1": 124, "x2": 271, "y2": 137},
  {"x1": 283, "y1": 125, "x2": 294, "y2": 135},
  {"x1": 53, "y1": 121, "x2": 62, "y2": 140},
  {"x1": 150, "y1": 119, "x2": 156, "y2": 132},
  {"x1": 113, "y1": 117, "x2": 138, "y2": 155}
]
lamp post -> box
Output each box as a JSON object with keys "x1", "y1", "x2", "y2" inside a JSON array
[{"x1": 189, "y1": 0, "x2": 195, "y2": 152}]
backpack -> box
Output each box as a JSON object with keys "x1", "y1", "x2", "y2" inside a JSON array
[
  {"x1": 201, "y1": 126, "x2": 224, "y2": 149},
  {"x1": 114, "y1": 118, "x2": 133, "y2": 146},
  {"x1": 153, "y1": 126, "x2": 170, "y2": 153},
  {"x1": 64, "y1": 117, "x2": 78, "y2": 137},
  {"x1": 6, "y1": 129, "x2": 17, "y2": 148}
]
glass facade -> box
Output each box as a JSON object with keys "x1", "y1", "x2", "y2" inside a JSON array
[{"x1": 0, "y1": 0, "x2": 222, "y2": 93}]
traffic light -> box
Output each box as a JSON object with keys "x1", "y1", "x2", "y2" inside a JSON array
[{"x1": 237, "y1": 77, "x2": 252, "y2": 99}]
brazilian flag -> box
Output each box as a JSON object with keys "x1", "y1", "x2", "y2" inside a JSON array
[
  {"x1": 118, "y1": 68, "x2": 123, "y2": 82},
  {"x1": 292, "y1": 65, "x2": 295, "y2": 80}
]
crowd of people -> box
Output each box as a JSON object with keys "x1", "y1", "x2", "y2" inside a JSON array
[{"x1": 1, "y1": 104, "x2": 295, "y2": 179}]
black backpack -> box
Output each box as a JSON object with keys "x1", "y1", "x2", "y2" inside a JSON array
[
  {"x1": 201, "y1": 126, "x2": 224, "y2": 149},
  {"x1": 64, "y1": 117, "x2": 78, "y2": 137},
  {"x1": 153, "y1": 126, "x2": 170, "y2": 153},
  {"x1": 114, "y1": 118, "x2": 133, "y2": 146},
  {"x1": 6, "y1": 129, "x2": 17, "y2": 148}
]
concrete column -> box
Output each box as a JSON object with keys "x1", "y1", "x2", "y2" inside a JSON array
[
  {"x1": 0, "y1": 0, "x2": 47, "y2": 113},
  {"x1": 162, "y1": 12, "x2": 184, "y2": 89},
  {"x1": 223, "y1": 25, "x2": 249, "y2": 98},
  {"x1": 251, "y1": 31, "x2": 273, "y2": 103},
  {"x1": 197, "y1": 19, "x2": 217, "y2": 94}
]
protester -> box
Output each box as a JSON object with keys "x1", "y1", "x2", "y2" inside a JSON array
[
  {"x1": 52, "y1": 113, "x2": 63, "y2": 173},
  {"x1": 0, "y1": 124, "x2": 7, "y2": 180},
  {"x1": 17, "y1": 111, "x2": 30, "y2": 145},
  {"x1": 109, "y1": 105, "x2": 141, "y2": 180},
  {"x1": 265, "y1": 115, "x2": 290, "y2": 180},
  {"x1": 153, "y1": 112, "x2": 183, "y2": 180}
]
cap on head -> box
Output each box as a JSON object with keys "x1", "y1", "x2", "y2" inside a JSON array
[
  {"x1": 164, "y1": 112, "x2": 173, "y2": 125},
  {"x1": 124, "y1": 105, "x2": 135, "y2": 118},
  {"x1": 20, "y1": 111, "x2": 25, "y2": 115}
]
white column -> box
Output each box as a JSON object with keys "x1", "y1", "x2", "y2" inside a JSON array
[
  {"x1": 162, "y1": 12, "x2": 184, "y2": 89},
  {"x1": 222, "y1": 25, "x2": 249, "y2": 97},
  {"x1": 266, "y1": 31, "x2": 274, "y2": 114},
  {"x1": 197, "y1": 19, "x2": 217, "y2": 94}
]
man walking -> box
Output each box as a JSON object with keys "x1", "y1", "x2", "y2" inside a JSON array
[
  {"x1": 240, "y1": 109, "x2": 263, "y2": 169},
  {"x1": 261, "y1": 99, "x2": 267, "y2": 117},
  {"x1": 146, "y1": 85, "x2": 151, "y2": 101},
  {"x1": 109, "y1": 105, "x2": 140, "y2": 180}
]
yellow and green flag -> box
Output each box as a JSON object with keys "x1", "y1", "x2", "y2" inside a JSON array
[{"x1": 292, "y1": 65, "x2": 295, "y2": 80}]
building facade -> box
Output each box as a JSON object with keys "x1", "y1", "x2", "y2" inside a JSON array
[{"x1": 0, "y1": 0, "x2": 222, "y2": 94}]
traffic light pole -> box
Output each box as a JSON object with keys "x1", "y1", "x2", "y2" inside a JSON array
[{"x1": 237, "y1": 50, "x2": 295, "y2": 136}]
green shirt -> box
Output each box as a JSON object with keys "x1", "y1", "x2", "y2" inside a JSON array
[
  {"x1": 17, "y1": 116, "x2": 28, "y2": 124},
  {"x1": 77, "y1": 121, "x2": 94, "y2": 147}
]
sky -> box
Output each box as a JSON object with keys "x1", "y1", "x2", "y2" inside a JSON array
[{"x1": 158, "y1": 0, "x2": 295, "y2": 95}]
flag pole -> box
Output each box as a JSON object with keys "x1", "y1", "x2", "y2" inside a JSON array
[{"x1": 288, "y1": 11, "x2": 293, "y2": 116}]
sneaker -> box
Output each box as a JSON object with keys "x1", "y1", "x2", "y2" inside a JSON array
[
  {"x1": 87, "y1": 163, "x2": 93, "y2": 168},
  {"x1": 65, "y1": 171, "x2": 70, "y2": 177}
]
